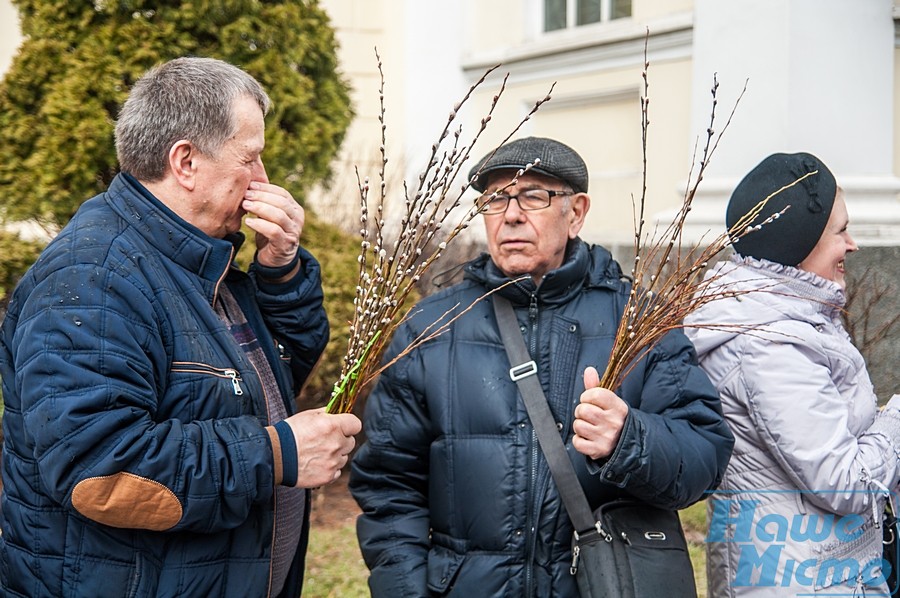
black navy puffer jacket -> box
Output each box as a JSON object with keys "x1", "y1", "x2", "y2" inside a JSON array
[
  {"x1": 0, "y1": 173, "x2": 328, "y2": 597},
  {"x1": 350, "y1": 240, "x2": 734, "y2": 597}
]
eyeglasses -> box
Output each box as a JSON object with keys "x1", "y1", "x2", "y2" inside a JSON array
[{"x1": 475, "y1": 189, "x2": 572, "y2": 215}]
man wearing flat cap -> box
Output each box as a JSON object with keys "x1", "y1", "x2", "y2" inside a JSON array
[{"x1": 350, "y1": 137, "x2": 733, "y2": 597}]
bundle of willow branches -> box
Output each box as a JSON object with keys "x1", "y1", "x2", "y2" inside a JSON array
[
  {"x1": 326, "y1": 52, "x2": 554, "y2": 414},
  {"x1": 599, "y1": 42, "x2": 806, "y2": 391}
]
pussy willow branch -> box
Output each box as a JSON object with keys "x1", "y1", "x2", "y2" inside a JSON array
[
  {"x1": 369, "y1": 278, "x2": 524, "y2": 380},
  {"x1": 632, "y1": 32, "x2": 650, "y2": 255},
  {"x1": 327, "y1": 52, "x2": 555, "y2": 414},
  {"x1": 600, "y1": 103, "x2": 811, "y2": 390},
  {"x1": 598, "y1": 30, "x2": 800, "y2": 390}
]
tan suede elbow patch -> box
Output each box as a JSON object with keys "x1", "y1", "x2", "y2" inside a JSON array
[{"x1": 72, "y1": 472, "x2": 182, "y2": 531}]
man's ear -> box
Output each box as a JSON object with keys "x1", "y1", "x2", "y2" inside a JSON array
[
  {"x1": 568, "y1": 192, "x2": 590, "y2": 239},
  {"x1": 168, "y1": 140, "x2": 197, "y2": 191}
]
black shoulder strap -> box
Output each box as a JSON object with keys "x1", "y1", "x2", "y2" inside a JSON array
[{"x1": 492, "y1": 294, "x2": 596, "y2": 533}]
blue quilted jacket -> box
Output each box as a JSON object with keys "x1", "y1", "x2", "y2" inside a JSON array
[
  {"x1": 349, "y1": 240, "x2": 734, "y2": 597},
  {"x1": 0, "y1": 173, "x2": 328, "y2": 597}
]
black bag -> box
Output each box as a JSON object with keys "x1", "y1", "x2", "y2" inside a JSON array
[
  {"x1": 570, "y1": 500, "x2": 697, "y2": 598},
  {"x1": 493, "y1": 296, "x2": 697, "y2": 598}
]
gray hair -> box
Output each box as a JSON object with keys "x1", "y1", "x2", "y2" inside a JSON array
[{"x1": 115, "y1": 57, "x2": 271, "y2": 181}]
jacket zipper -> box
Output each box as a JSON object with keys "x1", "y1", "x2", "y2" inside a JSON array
[
  {"x1": 211, "y1": 246, "x2": 235, "y2": 308},
  {"x1": 170, "y1": 362, "x2": 244, "y2": 396},
  {"x1": 525, "y1": 292, "x2": 540, "y2": 597}
]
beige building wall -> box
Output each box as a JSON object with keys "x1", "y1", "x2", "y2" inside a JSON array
[
  {"x1": 319, "y1": 0, "x2": 900, "y2": 247},
  {"x1": 688, "y1": 0, "x2": 900, "y2": 244},
  {"x1": 317, "y1": 0, "x2": 703, "y2": 247},
  {"x1": 460, "y1": 1, "x2": 696, "y2": 246},
  {"x1": 315, "y1": 1, "x2": 471, "y2": 234},
  {"x1": 0, "y1": 0, "x2": 22, "y2": 75},
  {"x1": 314, "y1": 0, "x2": 405, "y2": 225}
]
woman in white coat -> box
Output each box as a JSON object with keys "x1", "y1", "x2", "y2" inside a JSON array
[{"x1": 685, "y1": 152, "x2": 900, "y2": 597}]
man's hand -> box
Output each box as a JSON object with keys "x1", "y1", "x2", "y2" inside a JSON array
[
  {"x1": 280, "y1": 408, "x2": 362, "y2": 488},
  {"x1": 242, "y1": 181, "x2": 304, "y2": 268},
  {"x1": 572, "y1": 366, "x2": 629, "y2": 460}
]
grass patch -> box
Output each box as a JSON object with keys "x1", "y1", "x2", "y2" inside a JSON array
[
  {"x1": 681, "y1": 500, "x2": 709, "y2": 598},
  {"x1": 304, "y1": 519, "x2": 369, "y2": 598}
]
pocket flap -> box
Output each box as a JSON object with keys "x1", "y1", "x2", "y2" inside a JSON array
[{"x1": 426, "y1": 543, "x2": 466, "y2": 593}]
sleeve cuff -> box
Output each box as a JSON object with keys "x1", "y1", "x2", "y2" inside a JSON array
[
  {"x1": 872, "y1": 407, "x2": 900, "y2": 462},
  {"x1": 254, "y1": 252, "x2": 300, "y2": 282},
  {"x1": 589, "y1": 410, "x2": 634, "y2": 486},
  {"x1": 269, "y1": 421, "x2": 299, "y2": 487}
]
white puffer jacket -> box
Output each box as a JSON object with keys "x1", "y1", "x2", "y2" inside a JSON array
[{"x1": 685, "y1": 255, "x2": 900, "y2": 597}]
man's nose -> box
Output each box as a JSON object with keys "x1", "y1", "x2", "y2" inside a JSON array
[
  {"x1": 503, "y1": 196, "x2": 526, "y2": 221},
  {"x1": 254, "y1": 158, "x2": 269, "y2": 184}
]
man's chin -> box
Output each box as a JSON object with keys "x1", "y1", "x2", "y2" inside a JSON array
[{"x1": 495, "y1": 261, "x2": 534, "y2": 280}]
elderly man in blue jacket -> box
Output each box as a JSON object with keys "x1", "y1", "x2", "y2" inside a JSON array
[
  {"x1": 349, "y1": 136, "x2": 734, "y2": 597},
  {"x1": 0, "y1": 57, "x2": 361, "y2": 598}
]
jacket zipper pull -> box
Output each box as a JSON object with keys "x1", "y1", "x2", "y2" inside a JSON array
[
  {"x1": 529, "y1": 293, "x2": 539, "y2": 323},
  {"x1": 225, "y1": 369, "x2": 243, "y2": 396},
  {"x1": 570, "y1": 544, "x2": 580, "y2": 575}
]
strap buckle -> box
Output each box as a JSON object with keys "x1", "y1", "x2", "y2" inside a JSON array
[{"x1": 509, "y1": 360, "x2": 537, "y2": 381}]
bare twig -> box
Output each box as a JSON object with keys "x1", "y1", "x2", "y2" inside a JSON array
[
  {"x1": 327, "y1": 51, "x2": 554, "y2": 413},
  {"x1": 843, "y1": 267, "x2": 900, "y2": 356},
  {"x1": 598, "y1": 34, "x2": 803, "y2": 390}
]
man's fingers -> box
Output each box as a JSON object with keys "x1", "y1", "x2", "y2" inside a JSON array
[
  {"x1": 243, "y1": 201, "x2": 302, "y2": 236},
  {"x1": 243, "y1": 182, "x2": 305, "y2": 264},
  {"x1": 244, "y1": 182, "x2": 302, "y2": 219},
  {"x1": 244, "y1": 215, "x2": 286, "y2": 239},
  {"x1": 579, "y1": 387, "x2": 620, "y2": 410},
  {"x1": 243, "y1": 206, "x2": 293, "y2": 234},
  {"x1": 249, "y1": 180, "x2": 292, "y2": 199},
  {"x1": 243, "y1": 193, "x2": 303, "y2": 223},
  {"x1": 335, "y1": 412, "x2": 363, "y2": 436}
]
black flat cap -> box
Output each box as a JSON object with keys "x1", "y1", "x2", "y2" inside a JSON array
[
  {"x1": 727, "y1": 152, "x2": 837, "y2": 266},
  {"x1": 468, "y1": 136, "x2": 589, "y2": 194}
]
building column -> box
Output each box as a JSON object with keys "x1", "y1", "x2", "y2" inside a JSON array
[{"x1": 678, "y1": 0, "x2": 900, "y2": 245}]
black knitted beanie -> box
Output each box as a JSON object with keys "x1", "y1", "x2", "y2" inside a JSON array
[{"x1": 727, "y1": 152, "x2": 837, "y2": 266}]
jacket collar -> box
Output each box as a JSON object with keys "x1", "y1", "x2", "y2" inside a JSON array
[
  {"x1": 730, "y1": 254, "x2": 847, "y2": 314},
  {"x1": 685, "y1": 254, "x2": 847, "y2": 356},
  {"x1": 464, "y1": 238, "x2": 624, "y2": 306},
  {"x1": 728, "y1": 254, "x2": 846, "y2": 316},
  {"x1": 107, "y1": 173, "x2": 242, "y2": 284}
]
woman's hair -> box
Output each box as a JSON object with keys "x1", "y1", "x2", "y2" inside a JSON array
[{"x1": 115, "y1": 57, "x2": 271, "y2": 182}]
